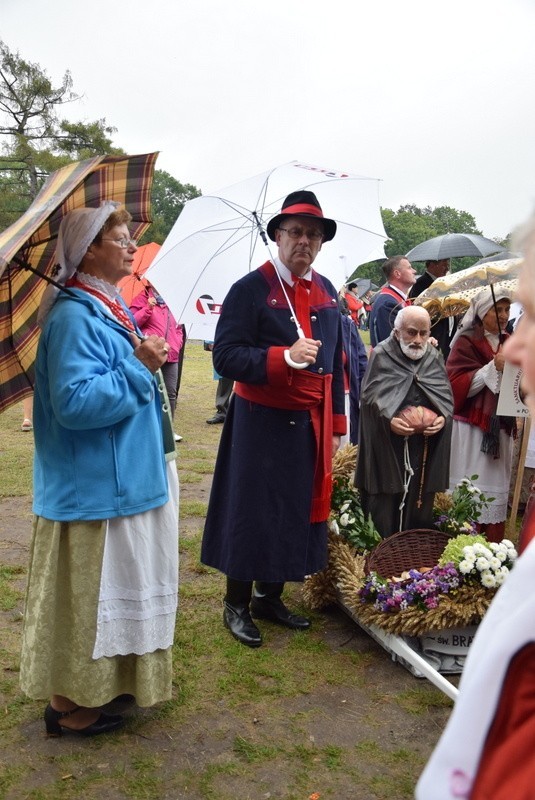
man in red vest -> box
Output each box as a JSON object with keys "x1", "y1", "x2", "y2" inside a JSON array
[
  {"x1": 369, "y1": 255, "x2": 416, "y2": 346},
  {"x1": 201, "y1": 191, "x2": 346, "y2": 648}
]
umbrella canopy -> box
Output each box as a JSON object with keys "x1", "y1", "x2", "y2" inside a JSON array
[
  {"x1": 412, "y1": 257, "x2": 523, "y2": 318},
  {"x1": 472, "y1": 250, "x2": 520, "y2": 266},
  {"x1": 0, "y1": 152, "x2": 158, "y2": 414},
  {"x1": 406, "y1": 233, "x2": 507, "y2": 262},
  {"x1": 146, "y1": 161, "x2": 388, "y2": 339},
  {"x1": 354, "y1": 278, "x2": 378, "y2": 297},
  {"x1": 117, "y1": 241, "x2": 161, "y2": 306}
]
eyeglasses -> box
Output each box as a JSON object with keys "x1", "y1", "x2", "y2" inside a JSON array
[
  {"x1": 101, "y1": 237, "x2": 138, "y2": 249},
  {"x1": 278, "y1": 227, "x2": 323, "y2": 242}
]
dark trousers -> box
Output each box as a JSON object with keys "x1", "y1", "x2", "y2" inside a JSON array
[
  {"x1": 225, "y1": 578, "x2": 283, "y2": 606},
  {"x1": 161, "y1": 361, "x2": 179, "y2": 419},
  {"x1": 215, "y1": 377, "x2": 233, "y2": 416}
]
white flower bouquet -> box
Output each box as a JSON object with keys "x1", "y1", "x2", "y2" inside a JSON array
[{"x1": 438, "y1": 534, "x2": 517, "y2": 590}]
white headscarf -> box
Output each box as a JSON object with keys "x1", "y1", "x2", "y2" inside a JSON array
[
  {"x1": 37, "y1": 200, "x2": 120, "y2": 326},
  {"x1": 450, "y1": 286, "x2": 511, "y2": 348}
]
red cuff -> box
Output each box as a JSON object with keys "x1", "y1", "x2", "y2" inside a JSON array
[
  {"x1": 266, "y1": 346, "x2": 293, "y2": 386},
  {"x1": 332, "y1": 413, "x2": 347, "y2": 436}
]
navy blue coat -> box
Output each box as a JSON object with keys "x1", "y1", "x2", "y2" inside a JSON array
[
  {"x1": 369, "y1": 287, "x2": 408, "y2": 347},
  {"x1": 201, "y1": 261, "x2": 345, "y2": 582}
]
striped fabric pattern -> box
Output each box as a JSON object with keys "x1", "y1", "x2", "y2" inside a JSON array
[{"x1": 0, "y1": 152, "x2": 158, "y2": 413}]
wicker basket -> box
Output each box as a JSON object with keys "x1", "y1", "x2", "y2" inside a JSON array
[{"x1": 365, "y1": 528, "x2": 450, "y2": 579}]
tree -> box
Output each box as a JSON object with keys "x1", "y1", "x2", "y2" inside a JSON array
[
  {"x1": 0, "y1": 40, "x2": 201, "y2": 241},
  {"x1": 383, "y1": 204, "x2": 481, "y2": 259},
  {"x1": 354, "y1": 204, "x2": 490, "y2": 284},
  {"x1": 0, "y1": 39, "x2": 121, "y2": 229},
  {"x1": 142, "y1": 170, "x2": 201, "y2": 244}
]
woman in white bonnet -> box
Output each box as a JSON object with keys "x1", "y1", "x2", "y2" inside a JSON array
[
  {"x1": 20, "y1": 202, "x2": 179, "y2": 737},
  {"x1": 446, "y1": 286, "x2": 515, "y2": 541}
]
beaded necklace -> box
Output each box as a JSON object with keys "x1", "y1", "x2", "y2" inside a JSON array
[{"x1": 66, "y1": 276, "x2": 136, "y2": 332}]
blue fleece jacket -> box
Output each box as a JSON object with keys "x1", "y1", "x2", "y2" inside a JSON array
[{"x1": 32, "y1": 289, "x2": 168, "y2": 521}]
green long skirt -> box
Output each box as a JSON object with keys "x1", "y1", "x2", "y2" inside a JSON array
[{"x1": 20, "y1": 517, "x2": 172, "y2": 708}]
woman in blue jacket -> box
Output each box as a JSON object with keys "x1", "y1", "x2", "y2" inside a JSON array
[{"x1": 20, "y1": 202, "x2": 179, "y2": 737}]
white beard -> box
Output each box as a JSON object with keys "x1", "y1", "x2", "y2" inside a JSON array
[{"x1": 399, "y1": 339, "x2": 428, "y2": 360}]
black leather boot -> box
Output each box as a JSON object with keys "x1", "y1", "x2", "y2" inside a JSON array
[
  {"x1": 223, "y1": 578, "x2": 262, "y2": 648},
  {"x1": 251, "y1": 582, "x2": 310, "y2": 630}
]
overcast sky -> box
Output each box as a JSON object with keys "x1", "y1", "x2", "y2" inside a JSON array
[{"x1": 2, "y1": 0, "x2": 535, "y2": 240}]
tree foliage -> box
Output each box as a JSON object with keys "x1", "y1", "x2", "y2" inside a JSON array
[
  {"x1": 383, "y1": 204, "x2": 481, "y2": 259},
  {"x1": 141, "y1": 170, "x2": 201, "y2": 244},
  {"x1": 0, "y1": 39, "x2": 123, "y2": 228},
  {"x1": 0, "y1": 39, "x2": 201, "y2": 243},
  {"x1": 355, "y1": 204, "x2": 494, "y2": 284}
]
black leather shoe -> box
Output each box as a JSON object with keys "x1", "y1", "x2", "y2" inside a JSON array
[
  {"x1": 250, "y1": 596, "x2": 311, "y2": 630},
  {"x1": 223, "y1": 601, "x2": 262, "y2": 647},
  {"x1": 206, "y1": 414, "x2": 226, "y2": 424},
  {"x1": 100, "y1": 694, "x2": 136, "y2": 714},
  {"x1": 44, "y1": 704, "x2": 124, "y2": 737}
]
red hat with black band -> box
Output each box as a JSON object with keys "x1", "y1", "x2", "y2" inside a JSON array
[{"x1": 266, "y1": 190, "x2": 337, "y2": 243}]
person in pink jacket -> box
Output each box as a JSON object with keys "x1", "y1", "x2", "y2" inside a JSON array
[{"x1": 130, "y1": 284, "x2": 185, "y2": 426}]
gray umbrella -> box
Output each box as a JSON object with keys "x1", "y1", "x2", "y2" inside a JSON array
[
  {"x1": 355, "y1": 278, "x2": 378, "y2": 297},
  {"x1": 405, "y1": 233, "x2": 507, "y2": 262}
]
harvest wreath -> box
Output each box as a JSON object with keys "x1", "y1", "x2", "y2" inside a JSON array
[{"x1": 302, "y1": 445, "x2": 518, "y2": 637}]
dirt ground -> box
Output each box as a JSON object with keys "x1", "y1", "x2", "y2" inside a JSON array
[{"x1": 0, "y1": 476, "x2": 456, "y2": 800}]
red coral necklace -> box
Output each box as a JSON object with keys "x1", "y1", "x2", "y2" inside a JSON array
[{"x1": 66, "y1": 276, "x2": 136, "y2": 332}]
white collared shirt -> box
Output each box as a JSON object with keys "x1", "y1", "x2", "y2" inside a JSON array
[
  {"x1": 273, "y1": 256, "x2": 312, "y2": 288},
  {"x1": 387, "y1": 283, "x2": 408, "y2": 300}
]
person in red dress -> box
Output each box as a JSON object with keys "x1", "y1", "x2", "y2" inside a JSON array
[{"x1": 344, "y1": 282, "x2": 364, "y2": 326}]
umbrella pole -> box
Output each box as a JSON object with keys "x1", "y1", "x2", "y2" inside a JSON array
[
  {"x1": 252, "y1": 212, "x2": 306, "y2": 341},
  {"x1": 13, "y1": 257, "x2": 76, "y2": 297},
  {"x1": 489, "y1": 281, "x2": 506, "y2": 345}
]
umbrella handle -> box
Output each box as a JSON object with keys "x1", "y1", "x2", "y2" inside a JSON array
[{"x1": 284, "y1": 349, "x2": 309, "y2": 370}]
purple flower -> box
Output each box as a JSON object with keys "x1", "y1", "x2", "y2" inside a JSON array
[{"x1": 359, "y1": 563, "x2": 461, "y2": 613}]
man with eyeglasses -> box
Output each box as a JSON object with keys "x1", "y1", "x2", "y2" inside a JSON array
[
  {"x1": 201, "y1": 191, "x2": 346, "y2": 647},
  {"x1": 355, "y1": 305, "x2": 453, "y2": 538}
]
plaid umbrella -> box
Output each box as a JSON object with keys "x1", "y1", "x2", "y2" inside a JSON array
[{"x1": 0, "y1": 152, "x2": 158, "y2": 414}]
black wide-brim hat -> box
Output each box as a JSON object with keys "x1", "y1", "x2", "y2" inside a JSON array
[{"x1": 266, "y1": 190, "x2": 337, "y2": 242}]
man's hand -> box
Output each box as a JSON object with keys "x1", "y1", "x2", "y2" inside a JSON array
[
  {"x1": 288, "y1": 337, "x2": 322, "y2": 365},
  {"x1": 130, "y1": 333, "x2": 169, "y2": 373},
  {"x1": 332, "y1": 434, "x2": 341, "y2": 457},
  {"x1": 423, "y1": 415, "x2": 445, "y2": 436},
  {"x1": 390, "y1": 416, "x2": 415, "y2": 436},
  {"x1": 429, "y1": 336, "x2": 439, "y2": 348}
]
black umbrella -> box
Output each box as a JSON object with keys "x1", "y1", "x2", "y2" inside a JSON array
[{"x1": 406, "y1": 233, "x2": 507, "y2": 262}]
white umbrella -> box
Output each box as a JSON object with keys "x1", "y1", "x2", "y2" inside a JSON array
[{"x1": 146, "y1": 161, "x2": 388, "y2": 339}]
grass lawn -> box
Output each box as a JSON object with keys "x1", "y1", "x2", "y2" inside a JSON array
[{"x1": 0, "y1": 340, "x2": 453, "y2": 800}]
